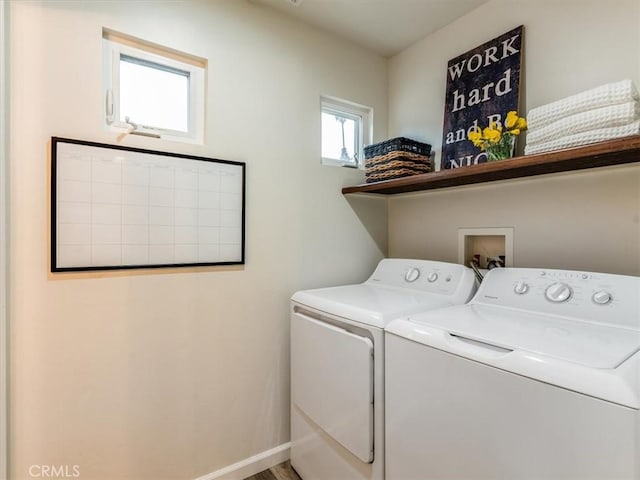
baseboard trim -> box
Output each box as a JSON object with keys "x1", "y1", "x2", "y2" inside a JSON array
[{"x1": 194, "y1": 443, "x2": 291, "y2": 480}]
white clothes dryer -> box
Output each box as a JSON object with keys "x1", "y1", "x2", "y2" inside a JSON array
[
  {"x1": 386, "y1": 267, "x2": 640, "y2": 480},
  {"x1": 290, "y1": 258, "x2": 477, "y2": 480}
]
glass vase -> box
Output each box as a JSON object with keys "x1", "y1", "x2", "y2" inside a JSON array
[{"x1": 486, "y1": 135, "x2": 515, "y2": 162}]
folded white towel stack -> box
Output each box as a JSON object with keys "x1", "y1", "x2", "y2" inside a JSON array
[{"x1": 525, "y1": 79, "x2": 640, "y2": 155}]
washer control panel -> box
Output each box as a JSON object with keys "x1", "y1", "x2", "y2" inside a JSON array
[
  {"x1": 592, "y1": 290, "x2": 612, "y2": 305},
  {"x1": 545, "y1": 282, "x2": 573, "y2": 303},
  {"x1": 513, "y1": 281, "x2": 529, "y2": 295},
  {"x1": 475, "y1": 268, "x2": 639, "y2": 330}
]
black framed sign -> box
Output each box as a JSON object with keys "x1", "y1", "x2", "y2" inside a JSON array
[
  {"x1": 51, "y1": 137, "x2": 246, "y2": 272},
  {"x1": 441, "y1": 25, "x2": 524, "y2": 169}
]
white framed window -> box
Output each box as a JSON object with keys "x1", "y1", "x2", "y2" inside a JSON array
[
  {"x1": 321, "y1": 95, "x2": 372, "y2": 168},
  {"x1": 103, "y1": 29, "x2": 206, "y2": 143}
]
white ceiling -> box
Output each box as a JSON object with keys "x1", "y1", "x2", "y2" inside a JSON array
[{"x1": 251, "y1": 0, "x2": 489, "y2": 57}]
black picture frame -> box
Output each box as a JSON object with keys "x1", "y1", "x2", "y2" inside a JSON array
[{"x1": 441, "y1": 25, "x2": 524, "y2": 169}]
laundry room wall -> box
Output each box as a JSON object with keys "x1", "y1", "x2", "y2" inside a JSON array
[
  {"x1": 387, "y1": 0, "x2": 640, "y2": 276},
  {"x1": 8, "y1": 1, "x2": 387, "y2": 479}
]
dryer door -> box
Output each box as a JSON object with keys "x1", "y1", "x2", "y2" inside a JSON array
[{"x1": 291, "y1": 310, "x2": 374, "y2": 463}]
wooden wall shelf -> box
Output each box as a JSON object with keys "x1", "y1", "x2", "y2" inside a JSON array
[{"x1": 342, "y1": 136, "x2": 640, "y2": 195}]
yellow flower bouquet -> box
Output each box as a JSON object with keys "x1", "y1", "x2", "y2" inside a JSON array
[{"x1": 468, "y1": 111, "x2": 527, "y2": 161}]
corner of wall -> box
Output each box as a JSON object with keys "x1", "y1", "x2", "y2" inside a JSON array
[{"x1": 0, "y1": 0, "x2": 8, "y2": 478}]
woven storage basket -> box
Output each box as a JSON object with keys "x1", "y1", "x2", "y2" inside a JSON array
[{"x1": 364, "y1": 137, "x2": 432, "y2": 183}]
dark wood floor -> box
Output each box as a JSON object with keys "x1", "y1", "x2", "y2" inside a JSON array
[{"x1": 243, "y1": 461, "x2": 302, "y2": 480}]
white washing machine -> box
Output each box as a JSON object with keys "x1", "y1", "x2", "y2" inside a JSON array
[
  {"x1": 290, "y1": 258, "x2": 477, "y2": 480},
  {"x1": 386, "y1": 267, "x2": 640, "y2": 480}
]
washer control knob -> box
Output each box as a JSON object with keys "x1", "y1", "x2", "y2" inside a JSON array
[
  {"x1": 592, "y1": 290, "x2": 612, "y2": 305},
  {"x1": 404, "y1": 267, "x2": 421, "y2": 283},
  {"x1": 514, "y1": 281, "x2": 529, "y2": 295},
  {"x1": 545, "y1": 282, "x2": 572, "y2": 303},
  {"x1": 427, "y1": 272, "x2": 439, "y2": 283}
]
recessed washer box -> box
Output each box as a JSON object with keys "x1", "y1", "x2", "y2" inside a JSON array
[{"x1": 458, "y1": 227, "x2": 514, "y2": 269}]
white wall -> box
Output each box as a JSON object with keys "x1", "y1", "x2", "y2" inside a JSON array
[
  {"x1": 8, "y1": 1, "x2": 387, "y2": 479},
  {"x1": 0, "y1": 1, "x2": 7, "y2": 478},
  {"x1": 387, "y1": 0, "x2": 640, "y2": 275}
]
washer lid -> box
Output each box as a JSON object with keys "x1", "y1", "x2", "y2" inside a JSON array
[
  {"x1": 403, "y1": 304, "x2": 640, "y2": 369},
  {"x1": 292, "y1": 284, "x2": 453, "y2": 328},
  {"x1": 388, "y1": 304, "x2": 640, "y2": 408}
]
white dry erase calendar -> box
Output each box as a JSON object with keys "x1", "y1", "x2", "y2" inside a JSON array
[{"x1": 51, "y1": 137, "x2": 245, "y2": 271}]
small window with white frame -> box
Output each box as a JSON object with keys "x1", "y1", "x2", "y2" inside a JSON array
[
  {"x1": 103, "y1": 29, "x2": 206, "y2": 143},
  {"x1": 321, "y1": 96, "x2": 372, "y2": 168}
]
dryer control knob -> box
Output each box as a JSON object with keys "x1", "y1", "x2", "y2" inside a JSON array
[
  {"x1": 514, "y1": 281, "x2": 529, "y2": 295},
  {"x1": 545, "y1": 282, "x2": 572, "y2": 303},
  {"x1": 592, "y1": 290, "x2": 612, "y2": 305},
  {"x1": 405, "y1": 267, "x2": 421, "y2": 283},
  {"x1": 427, "y1": 272, "x2": 438, "y2": 283}
]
